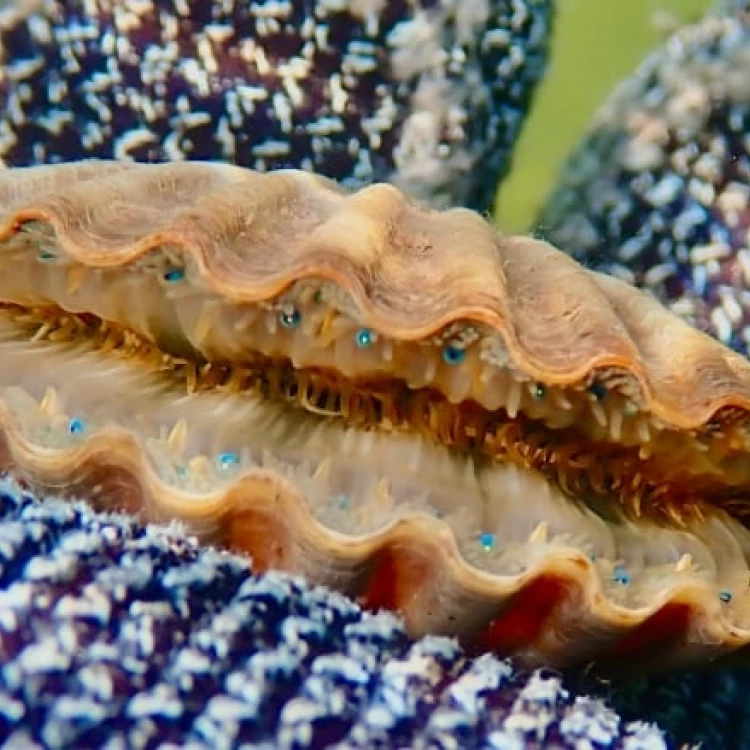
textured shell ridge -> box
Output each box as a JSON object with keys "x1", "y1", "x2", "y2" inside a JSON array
[{"x1": 1, "y1": 159, "x2": 749, "y2": 424}]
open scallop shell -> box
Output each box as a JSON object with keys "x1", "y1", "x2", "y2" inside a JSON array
[{"x1": 2, "y1": 161, "x2": 750, "y2": 673}]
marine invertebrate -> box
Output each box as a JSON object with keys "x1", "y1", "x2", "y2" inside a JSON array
[
  {"x1": 0, "y1": 474, "x2": 669, "y2": 749},
  {"x1": 3, "y1": 161, "x2": 750, "y2": 673},
  {"x1": 536, "y1": 6, "x2": 750, "y2": 356},
  {"x1": 0, "y1": 0, "x2": 553, "y2": 210}
]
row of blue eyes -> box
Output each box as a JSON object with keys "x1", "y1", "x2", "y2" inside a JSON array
[
  {"x1": 274, "y1": 304, "x2": 610, "y2": 400},
  {"x1": 34, "y1": 252, "x2": 611, "y2": 404},
  {"x1": 477, "y1": 531, "x2": 734, "y2": 603},
  {"x1": 66, "y1": 417, "x2": 738, "y2": 605},
  {"x1": 61, "y1": 260, "x2": 604, "y2": 401},
  {"x1": 167, "y1": 280, "x2": 614, "y2": 401}
]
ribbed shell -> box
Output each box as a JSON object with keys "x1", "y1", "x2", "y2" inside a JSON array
[
  {"x1": 2, "y1": 161, "x2": 750, "y2": 426},
  {"x1": 2, "y1": 161, "x2": 750, "y2": 672}
]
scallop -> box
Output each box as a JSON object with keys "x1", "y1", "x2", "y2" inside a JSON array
[{"x1": 1, "y1": 160, "x2": 750, "y2": 672}]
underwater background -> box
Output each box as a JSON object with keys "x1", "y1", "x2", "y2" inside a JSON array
[{"x1": 499, "y1": 0, "x2": 712, "y2": 230}]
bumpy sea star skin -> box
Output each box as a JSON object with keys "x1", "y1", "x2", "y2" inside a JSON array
[
  {"x1": 4, "y1": 161, "x2": 750, "y2": 673},
  {"x1": 0, "y1": 475, "x2": 670, "y2": 749},
  {"x1": 0, "y1": 0, "x2": 553, "y2": 211},
  {"x1": 536, "y1": 7, "x2": 750, "y2": 356}
]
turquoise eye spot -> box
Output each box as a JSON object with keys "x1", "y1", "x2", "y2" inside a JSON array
[
  {"x1": 719, "y1": 590, "x2": 733, "y2": 603},
  {"x1": 355, "y1": 328, "x2": 374, "y2": 348},
  {"x1": 38, "y1": 250, "x2": 56, "y2": 261},
  {"x1": 442, "y1": 344, "x2": 466, "y2": 365},
  {"x1": 590, "y1": 382, "x2": 608, "y2": 401},
  {"x1": 479, "y1": 532, "x2": 496, "y2": 551},
  {"x1": 217, "y1": 452, "x2": 240, "y2": 470},
  {"x1": 612, "y1": 566, "x2": 631, "y2": 585},
  {"x1": 67, "y1": 417, "x2": 85, "y2": 435},
  {"x1": 163, "y1": 268, "x2": 184, "y2": 282},
  {"x1": 333, "y1": 494, "x2": 351, "y2": 510},
  {"x1": 280, "y1": 308, "x2": 301, "y2": 328},
  {"x1": 533, "y1": 383, "x2": 546, "y2": 400}
]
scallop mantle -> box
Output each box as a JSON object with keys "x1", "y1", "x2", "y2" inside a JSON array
[{"x1": 2, "y1": 160, "x2": 750, "y2": 673}]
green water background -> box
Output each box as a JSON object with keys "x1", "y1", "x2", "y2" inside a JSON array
[{"x1": 496, "y1": 0, "x2": 713, "y2": 232}]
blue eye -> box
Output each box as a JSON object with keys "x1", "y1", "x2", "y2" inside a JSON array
[
  {"x1": 217, "y1": 452, "x2": 240, "y2": 470},
  {"x1": 333, "y1": 495, "x2": 351, "y2": 510},
  {"x1": 590, "y1": 382, "x2": 608, "y2": 401},
  {"x1": 478, "y1": 532, "x2": 496, "y2": 551},
  {"x1": 442, "y1": 344, "x2": 466, "y2": 365},
  {"x1": 612, "y1": 566, "x2": 631, "y2": 585},
  {"x1": 355, "y1": 328, "x2": 374, "y2": 348},
  {"x1": 67, "y1": 417, "x2": 85, "y2": 434},
  {"x1": 38, "y1": 250, "x2": 56, "y2": 261},
  {"x1": 719, "y1": 590, "x2": 732, "y2": 603},
  {"x1": 163, "y1": 268, "x2": 184, "y2": 282},
  {"x1": 280, "y1": 308, "x2": 301, "y2": 328}
]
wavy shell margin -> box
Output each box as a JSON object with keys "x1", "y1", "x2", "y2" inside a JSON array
[{"x1": 1, "y1": 161, "x2": 750, "y2": 672}]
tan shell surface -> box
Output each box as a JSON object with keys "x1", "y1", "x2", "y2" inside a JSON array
[
  {"x1": 1, "y1": 161, "x2": 750, "y2": 673},
  {"x1": 0, "y1": 421, "x2": 746, "y2": 674},
  {"x1": 1, "y1": 161, "x2": 749, "y2": 427}
]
